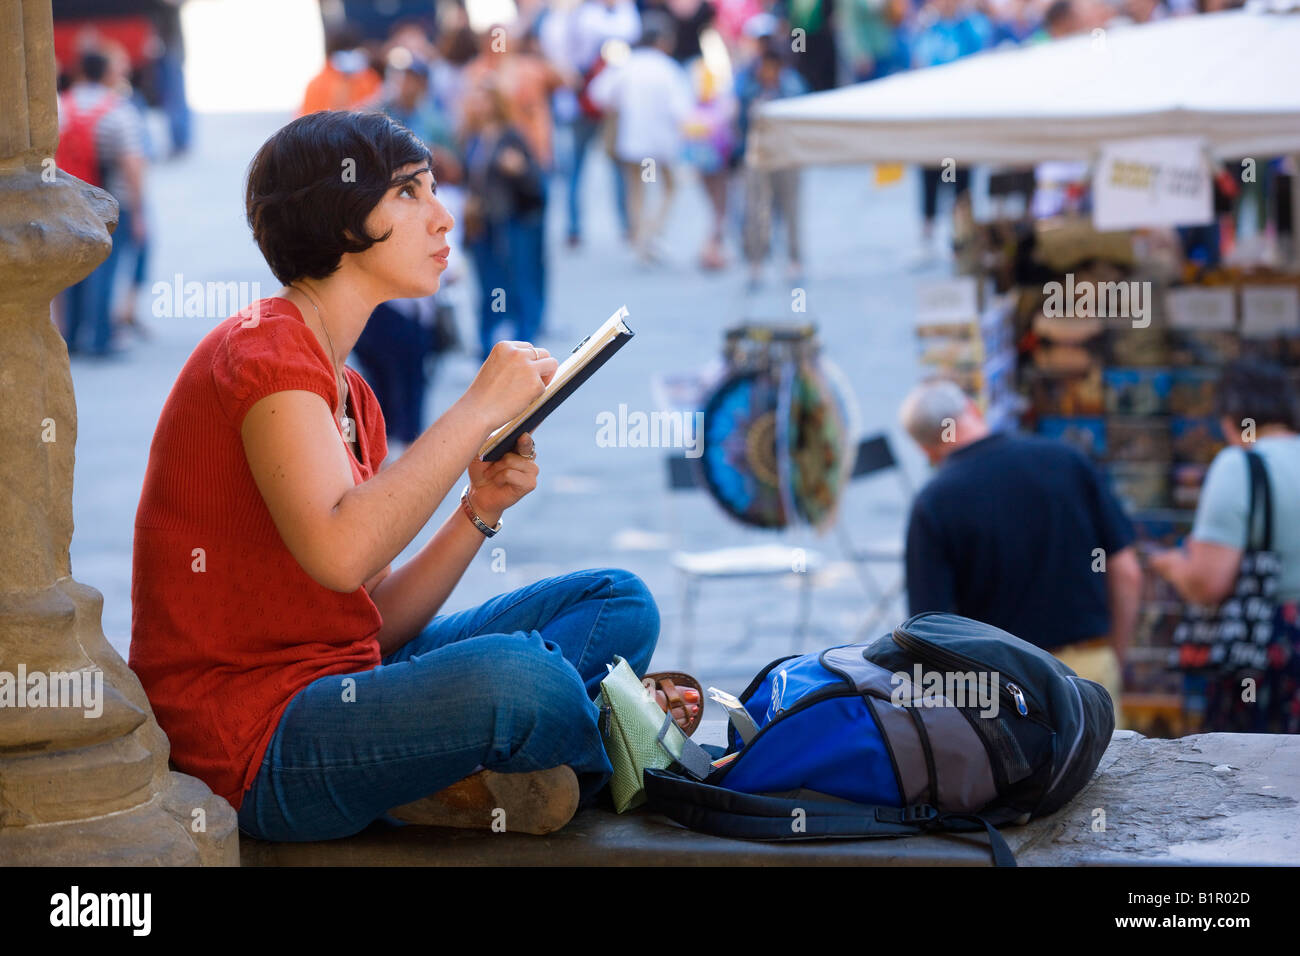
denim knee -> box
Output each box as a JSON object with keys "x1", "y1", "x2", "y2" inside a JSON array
[
  {"x1": 455, "y1": 633, "x2": 601, "y2": 762},
  {"x1": 599, "y1": 568, "x2": 661, "y2": 672}
]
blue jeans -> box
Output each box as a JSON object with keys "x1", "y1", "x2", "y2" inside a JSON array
[
  {"x1": 566, "y1": 115, "x2": 627, "y2": 240},
  {"x1": 236, "y1": 568, "x2": 660, "y2": 842},
  {"x1": 921, "y1": 166, "x2": 972, "y2": 223},
  {"x1": 512, "y1": 208, "x2": 546, "y2": 341},
  {"x1": 62, "y1": 213, "x2": 120, "y2": 354},
  {"x1": 351, "y1": 301, "x2": 433, "y2": 444},
  {"x1": 61, "y1": 266, "x2": 108, "y2": 354},
  {"x1": 469, "y1": 213, "x2": 545, "y2": 359},
  {"x1": 158, "y1": 47, "x2": 192, "y2": 154}
]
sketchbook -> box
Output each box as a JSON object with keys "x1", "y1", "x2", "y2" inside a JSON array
[{"x1": 478, "y1": 305, "x2": 635, "y2": 462}]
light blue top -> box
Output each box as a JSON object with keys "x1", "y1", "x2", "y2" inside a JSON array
[{"x1": 1191, "y1": 435, "x2": 1300, "y2": 602}]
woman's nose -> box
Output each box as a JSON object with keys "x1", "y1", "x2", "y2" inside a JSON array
[{"x1": 431, "y1": 196, "x2": 454, "y2": 235}]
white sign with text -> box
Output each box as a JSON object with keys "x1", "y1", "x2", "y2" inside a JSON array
[
  {"x1": 1241, "y1": 285, "x2": 1300, "y2": 338},
  {"x1": 1092, "y1": 137, "x2": 1213, "y2": 231},
  {"x1": 1165, "y1": 287, "x2": 1236, "y2": 331},
  {"x1": 915, "y1": 276, "x2": 980, "y2": 323}
]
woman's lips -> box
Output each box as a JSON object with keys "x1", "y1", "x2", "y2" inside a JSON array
[{"x1": 432, "y1": 249, "x2": 449, "y2": 265}]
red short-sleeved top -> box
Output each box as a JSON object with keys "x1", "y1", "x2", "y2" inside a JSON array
[{"x1": 129, "y1": 296, "x2": 388, "y2": 811}]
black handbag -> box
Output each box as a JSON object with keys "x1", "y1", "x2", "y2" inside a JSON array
[{"x1": 1173, "y1": 450, "x2": 1281, "y2": 674}]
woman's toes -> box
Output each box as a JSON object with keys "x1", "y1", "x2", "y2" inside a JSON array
[{"x1": 652, "y1": 687, "x2": 700, "y2": 726}]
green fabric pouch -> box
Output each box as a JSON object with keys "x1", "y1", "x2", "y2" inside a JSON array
[{"x1": 598, "y1": 656, "x2": 713, "y2": 812}]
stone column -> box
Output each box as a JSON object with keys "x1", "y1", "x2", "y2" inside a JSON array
[{"x1": 0, "y1": 0, "x2": 237, "y2": 865}]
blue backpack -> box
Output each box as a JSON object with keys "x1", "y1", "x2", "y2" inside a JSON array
[{"x1": 643, "y1": 612, "x2": 1116, "y2": 866}]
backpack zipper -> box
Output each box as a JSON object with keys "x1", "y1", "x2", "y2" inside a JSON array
[{"x1": 891, "y1": 627, "x2": 1042, "y2": 719}]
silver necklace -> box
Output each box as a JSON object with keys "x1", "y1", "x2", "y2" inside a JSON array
[{"x1": 292, "y1": 282, "x2": 352, "y2": 440}]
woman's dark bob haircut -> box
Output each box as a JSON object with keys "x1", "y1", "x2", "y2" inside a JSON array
[
  {"x1": 245, "y1": 110, "x2": 432, "y2": 285},
  {"x1": 1214, "y1": 357, "x2": 1300, "y2": 432}
]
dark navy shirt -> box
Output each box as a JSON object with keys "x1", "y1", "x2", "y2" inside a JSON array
[{"x1": 904, "y1": 432, "x2": 1136, "y2": 650}]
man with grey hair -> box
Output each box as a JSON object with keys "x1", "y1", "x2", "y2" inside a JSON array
[
  {"x1": 900, "y1": 379, "x2": 974, "y2": 457},
  {"x1": 898, "y1": 379, "x2": 1141, "y2": 725}
]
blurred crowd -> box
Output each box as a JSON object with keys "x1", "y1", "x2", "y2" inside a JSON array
[
  {"x1": 49, "y1": 1, "x2": 191, "y2": 359},
  {"x1": 297, "y1": 0, "x2": 1248, "y2": 338},
  {"x1": 52, "y1": 0, "x2": 1249, "y2": 442},
  {"x1": 53, "y1": 41, "x2": 161, "y2": 359}
]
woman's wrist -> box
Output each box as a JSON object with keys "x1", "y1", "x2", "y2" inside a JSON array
[
  {"x1": 464, "y1": 484, "x2": 503, "y2": 532},
  {"x1": 453, "y1": 393, "x2": 498, "y2": 444}
]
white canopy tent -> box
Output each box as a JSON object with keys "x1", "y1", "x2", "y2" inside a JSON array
[{"x1": 748, "y1": 6, "x2": 1300, "y2": 168}]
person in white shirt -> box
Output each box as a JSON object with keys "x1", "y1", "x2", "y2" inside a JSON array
[
  {"x1": 570, "y1": 0, "x2": 643, "y2": 71},
  {"x1": 553, "y1": 0, "x2": 642, "y2": 245},
  {"x1": 588, "y1": 12, "x2": 695, "y2": 262}
]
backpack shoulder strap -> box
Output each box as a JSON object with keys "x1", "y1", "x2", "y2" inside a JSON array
[
  {"x1": 62, "y1": 90, "x2": 120, "y2": 123},
  {"x1": 642, "y1": 768, "x2": 1017, "y2": 865}
]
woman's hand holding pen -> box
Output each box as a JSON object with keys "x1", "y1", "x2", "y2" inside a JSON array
[
  {"x1": 461, "y1": 341, "x2": 556, "y2": 523},
  {"x1": 465, "y1": 340, "x2": 558, "y2": 428}
]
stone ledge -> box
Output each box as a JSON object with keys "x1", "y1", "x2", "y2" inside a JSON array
[
  {"x1": 239, "y1": 729, "x2": 1300, "y2": 867},
  {"x1": 1, "y1": 771, "x2": 239, "y2": 866}
]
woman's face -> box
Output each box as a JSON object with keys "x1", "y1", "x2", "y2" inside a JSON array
[{"x1": 351, "y1": 162, "x2": 454, "y2": 299}]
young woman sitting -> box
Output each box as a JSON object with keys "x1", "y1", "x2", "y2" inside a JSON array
[{"x1": 128, "y1": 109, "x2": 700, "y2": 841}]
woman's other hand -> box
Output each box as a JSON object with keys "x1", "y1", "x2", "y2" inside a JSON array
[{"x1": 466, "y1": 432, "x2": 538, "y2": 520}]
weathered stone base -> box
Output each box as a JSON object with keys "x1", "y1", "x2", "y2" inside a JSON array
[
  {"x1": 0, "y1": 771, "x2": 238, "y2": 866},
  {"x1": 0, "y1": 0, "x2": 235, "y2": 868},
  {"x1": 0, "y1": 579, "x2": 238, "y2": 866},
  {"x1": 240, "y1": 728, "x2": 1299, "y2": 866}
]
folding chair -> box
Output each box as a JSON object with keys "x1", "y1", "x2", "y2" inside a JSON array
[
  {"x1": 664, "y1": 454, "x2": 827, "y2": 668},
  {"x1": 833, "y1": 434, "x2": 914, "y2": 638}
]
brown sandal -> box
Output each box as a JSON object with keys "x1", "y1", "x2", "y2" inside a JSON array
[{"x1": 643, "y1": 671, "x2": 704, "y2": 737}]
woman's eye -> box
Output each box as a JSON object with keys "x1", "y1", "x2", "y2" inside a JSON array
[{"x1": 400, "y1": 183, "x2": 416, "y2": 198}]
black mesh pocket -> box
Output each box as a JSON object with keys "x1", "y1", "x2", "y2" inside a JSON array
[{"x1": 967, "y1": 709, "x2": 1034, "y2": 792}]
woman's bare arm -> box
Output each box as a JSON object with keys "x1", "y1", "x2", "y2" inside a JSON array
[
  {"x1": 241, "y1": 389, "x2": 494, "y2": 593},
  {"x1": 1103, "y1": 545, "x2": 1142, "y2": 664},
  {"x1": 366, "y1": 423, "x2": 540, "y2": 655},
  {"x1": 1150, "y1": 539, "x2": 1242, "y2": 607},
  {"x1": 240, "y1": 341, "x2": 555, "y2": 597},
  {"x1": 366, "y1": 501, "x2": 499, "y2": 656}
]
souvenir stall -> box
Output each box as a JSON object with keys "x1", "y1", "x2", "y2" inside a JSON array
[
  {"x1": 746, "y1": 4, "x2": 1300, "y2": 734},
  {"x1": 999, "y1": 219, "x2": 1300, "y2": 735}
]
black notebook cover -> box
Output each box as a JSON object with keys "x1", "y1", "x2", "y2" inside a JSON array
[{"x1": 479, "y1": 321, "x2": 635, "y2": 461}]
